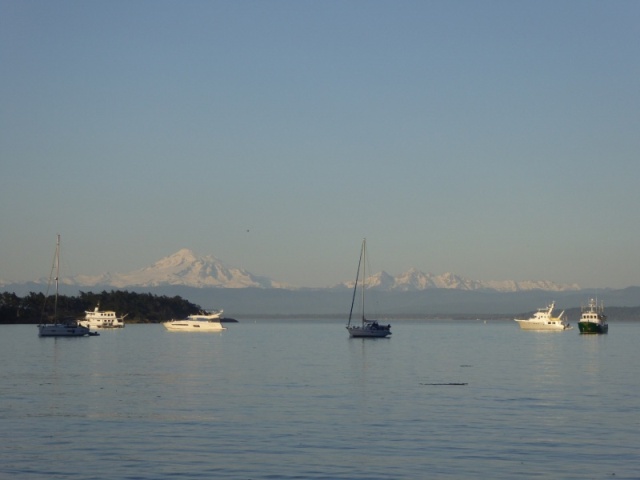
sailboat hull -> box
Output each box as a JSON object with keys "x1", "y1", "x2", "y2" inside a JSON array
[
  {"x1": 38, "y1": 324, "x2": 92, "y2": 337},
  {"x1": 347, "y1": 324, "x2": 391, "y2": 338}
]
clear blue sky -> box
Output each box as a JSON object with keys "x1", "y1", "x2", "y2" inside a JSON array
[{"x1": 1, "y1": 1, "x2": 639, "y2": 289}]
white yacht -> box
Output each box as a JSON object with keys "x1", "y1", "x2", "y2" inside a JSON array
[
  {"x1": 163, "y1": 311, "x2": 226, "y2": 332},
  {"x1": 79, "y1": 305, "x2": 126, "y2": 329},
  {"x1": 514, "y1": 301, "x2": 571, "y2": 331}
]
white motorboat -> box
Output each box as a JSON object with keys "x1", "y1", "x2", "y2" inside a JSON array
[
  {"x1": 346, "y1": 239, "x2": 391, "y2": 338},
  {"x1": 163, "y1": 311, "x2": 226, "y2": 332},
  {"x1": 38, "y1": 235, "x2": 96, "y2": 337},
  {"x1": 79, "y1": 305, "x2": 126, "y2": 329},
  {"x1": 514, "y1": 301, "x2": 571, "y2": 331}
]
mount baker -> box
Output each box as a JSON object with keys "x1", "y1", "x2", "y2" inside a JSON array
[{"x1": 52, "y1": 249, "x2": 579, "y2": 292}]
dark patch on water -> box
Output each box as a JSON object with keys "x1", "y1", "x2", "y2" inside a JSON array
[{"x1": 420, "y1": 382, "x2": 468, "y2": 386}]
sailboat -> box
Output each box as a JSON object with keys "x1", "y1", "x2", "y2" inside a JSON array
[
  {"x1": 346, "y1": 239, "x2": 391, "y2": 338},
  {"x1": 38, "y1": 235, "x2": 96, "y2": 337}
]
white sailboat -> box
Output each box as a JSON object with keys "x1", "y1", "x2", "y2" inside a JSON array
[
  {"x1": 37, "y1": 235, "x2": 96, "y2": 337},
  {"x1": 346, "y1": 239, "x2": 391, "y2": 338}
]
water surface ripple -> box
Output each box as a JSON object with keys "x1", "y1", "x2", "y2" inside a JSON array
[{"x1": 1, "y1": 320, "x2": 638, "y2": 479}]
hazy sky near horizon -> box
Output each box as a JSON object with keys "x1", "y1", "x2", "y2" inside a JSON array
[{"x1": 2, "y1": 1, "x2": 639, "y2": 289}]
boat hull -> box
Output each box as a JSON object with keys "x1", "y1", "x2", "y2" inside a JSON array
[
  {"x1": 79, "y1": 321, "x2": 125, "y2": 329},
  {"x1": 346, "y1": 325, "x2": 391, "y2": 338},
  {"x1": 515, "y1": 320, "x2": 571, "y2": 331},
  {"x1": 163, "y1": 320, "x2": 226, "y2": 332},
  {"x1": 38, "y1": 324, "x2": 92, "y2": 337},
  {"x1": 578, "y1": 322, "x2": 608, "y2": 334}
]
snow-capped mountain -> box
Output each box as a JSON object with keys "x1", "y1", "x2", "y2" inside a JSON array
[
  {"x1": 340, "y1": 268, "x2": 580, "y2": 292},
  {"x1": 66, "y1": 249, "x2": 287, "y2": 289},
  {"x1": 7, "y1": 248, "x2": 581, "y2": 292}
]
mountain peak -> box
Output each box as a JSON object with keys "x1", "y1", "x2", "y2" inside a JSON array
[
  {"x1": 174, "y1": 248, "x2": 198, "y2": 259},
  {"x1": 152, "y1": 248, "x2": 200, "y2": 268},
  {"x1": 66, "y1": 249, "x2": 284, "y2": 289}
]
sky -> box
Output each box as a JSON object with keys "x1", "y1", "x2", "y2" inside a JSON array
[{"x1": 1, "y1": 1, "x2": 639, "y2": 289}]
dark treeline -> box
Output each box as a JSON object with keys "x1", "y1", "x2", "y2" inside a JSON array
[{"x1": 0, "y1": 290, "x2": 203, "y2": 324}]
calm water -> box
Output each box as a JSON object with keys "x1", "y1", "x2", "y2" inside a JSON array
[{"x1": 1, "y1": 320, "x2": 638, "y2": 479}]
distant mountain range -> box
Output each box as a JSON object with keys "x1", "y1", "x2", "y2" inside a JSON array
[
  {"x1": 2, "y1": 248, "x2": 581, "y2": 293},
  {"x1": 3, "y1": 249, "x2": 639, "y2": 316},
  {"x1": 343, "y1": 268, "x2": 580, "y2": 292}
]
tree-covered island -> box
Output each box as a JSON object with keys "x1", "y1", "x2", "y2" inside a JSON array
[{"x1": 0, "y1": 290, "x2": 206, "y2": 324}]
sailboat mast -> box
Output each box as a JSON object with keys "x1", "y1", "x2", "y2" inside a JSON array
[
  {"x1": 361, "y1": 238, "x2": 366, "y2": 324},
  {"x1": 347, "y1": 240, "x2": 364, "y2": 327},
  {"x1": 54, "y1": 234, "x2": 60, "y2": 320}
]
